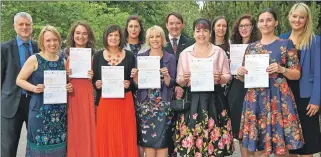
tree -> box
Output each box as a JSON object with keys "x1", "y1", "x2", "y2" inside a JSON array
[
  {"x1": 1, "y1": 1, "x2": 129, "y2": 48},
  {"x1": 201, "y1": 1, "x2": 320, "y2": 36}
]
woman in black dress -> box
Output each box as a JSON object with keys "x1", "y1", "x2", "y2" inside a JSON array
[{"x1": 227, "y1": 14, "x2": 260, "y2": 157}]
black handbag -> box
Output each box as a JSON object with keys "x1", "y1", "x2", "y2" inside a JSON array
[{"x1": 170, "y1": 87, "x2": 191, "y2": 112}]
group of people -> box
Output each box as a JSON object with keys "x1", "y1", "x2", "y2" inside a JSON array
[{"x1": 1, "y1": 2, "x2": 320, "y2": 157}]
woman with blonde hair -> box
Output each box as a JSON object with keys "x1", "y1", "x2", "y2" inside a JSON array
[
  {"x1": 131, "y1": 25, "x2": 176, "y2": 157},
  {"x1": 280, "y1": 2, "x2": 321, "y2": 156},
  {"x1": 16, "y1": 25, "x2": 73, "y2": 157}
]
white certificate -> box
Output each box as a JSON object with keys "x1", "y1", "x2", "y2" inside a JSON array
[
  {"x1": 137, "y1": 56, "x2": 161, "y2": 89},
  {"x1": 44, "y1": 70, "x2": 67, "y2": 104},
  {"x1": 101, "y1": 66, "x2": 124, "y2": 98},
  {"x1": 244, "y1": 54, "x2": 269, "y2": 88},
  {"x1": 69, "y1": 48, "x2": 91, "y2": 78},
  {"x1": 230, "y1": 44, "x2": 248, "y2": 75},
  {"x1": 190, "y1": 58, "x2": 214, "y2": 92}
]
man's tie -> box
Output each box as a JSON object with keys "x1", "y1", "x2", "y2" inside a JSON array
[
  {"x1": 172, "y1": 38, "x2": 178, "y2": 54},
  {"x1": 23, "y1": 43, "x2": 31, "y2": 61}
]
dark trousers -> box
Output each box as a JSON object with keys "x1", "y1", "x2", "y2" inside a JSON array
[{"x1": 1, "y1": 95, "x2": 30, "y2": 157}]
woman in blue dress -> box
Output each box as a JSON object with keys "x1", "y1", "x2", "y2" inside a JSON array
[
  {"x1": 236, "y1": 9, "x2": 304, "y2": 156},
  {"x1": 16, "y1": 25, "x2": 73, "y2": 157}
]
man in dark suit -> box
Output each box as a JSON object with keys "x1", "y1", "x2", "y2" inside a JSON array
[
  {"x1": 164, "y1": 12, "x2": 194, "y2": 157},
  {"x1": 1, "y1": 12, "x2": 39, "y2": 157}
]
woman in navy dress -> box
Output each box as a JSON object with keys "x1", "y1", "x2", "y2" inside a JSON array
[
  {"x1": 237, "y1": 9, "x2": 304, "y2": 156},
  {"x1": 16, "y1": 25, "x2": 73, "y2": 157}
]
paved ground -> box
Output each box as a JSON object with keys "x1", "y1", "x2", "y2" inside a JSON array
[{"x1": 17, "y1": 120, "x2": 321, "y2": 157}]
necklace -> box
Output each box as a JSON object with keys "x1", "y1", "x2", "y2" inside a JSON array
[
  {"x1": 194, "y1": 44, "x2": 211, "y2": 57},
  {"x1": 105, "y1": 50, "x2": 121, "y2": 66}
]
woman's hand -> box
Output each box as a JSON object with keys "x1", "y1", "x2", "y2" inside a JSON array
[
  {"x1": 214, "y1": 71, "x2": 221, "y2": 84},
  {"x1": 160, "y1": 67, "x2": 170, "y2": 77},
  {"x1": 124, "y1": 80, "x2": 130, "y2": 89},
  {"x1": 306, "y1": 104, "x2": 320, "y2": 117},
  {"x1": 87, "y1": 70, "x2": 94, "y2": 80},
  {"x1": 66, "y1": 83, "x2": 73, "y2": 93},
  {"x1": 66, "y1": 68, "x2": 72, "y2": 76},
  {"x1": 183, "y1": 72, "x2": 191, "y2": 84},
  {"x1": 237, "y1": 66, "x2": 248, "y2": 76},
  {"x1": 95, "y1": 80, "x2": 102, "y2": 89},
  {"x1": 31, "y1": 84, "x2": 45, "y2": 94},
  {"x1": 266, "y1": 62, "x2": 282, "y2": 74},
  {"x1": 175, "y1": 86, "x2": 184, "y2": 99}
]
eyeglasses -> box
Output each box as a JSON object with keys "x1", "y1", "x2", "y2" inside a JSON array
[{"x1": 238, "y1": 24, "x2": 252, "y2": 29}]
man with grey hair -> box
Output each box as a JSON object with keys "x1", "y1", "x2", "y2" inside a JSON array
[{"x1": 1, "y1": 12, "x2": 39, "y2": 157}]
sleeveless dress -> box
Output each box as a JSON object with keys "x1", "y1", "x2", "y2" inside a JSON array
[
  {"x1": 26, "y1": 54, "x2": 67, "y2": 157},
  {"x1": 239, "y1": 39, "x2": 304, "y2": 155}
]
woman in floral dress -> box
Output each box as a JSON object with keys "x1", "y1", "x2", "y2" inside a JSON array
[
  {"x1": 174, "y1": 18, "x2": 234, "y2": 156},
  {"x1": 237, "y1": 8, "x2": 304, "y2": 156},
  {"x1": 16, "y1": 25, "x2": 73, "y2": 157},
  {"x1": 131, "y1": 25, "x2": 176, "y2": 157}
]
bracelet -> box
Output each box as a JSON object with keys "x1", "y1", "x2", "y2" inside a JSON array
[{"x1": 282, "y1": 67, "x2": 288, "y2": 74}]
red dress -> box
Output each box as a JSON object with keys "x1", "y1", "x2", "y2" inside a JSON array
[{"x1": 67, "y1": 61, "x2": 96, "y2": 157}]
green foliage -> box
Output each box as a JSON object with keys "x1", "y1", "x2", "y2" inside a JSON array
[
  {"x1": 201, "y1": 1, "x2": 320, "y2": 37},
  {"x1": 1, "y1": 1, "x2": 319, "y2": 49},
  {"x1": 1, "y1": 1, "x2": 129, "y2": 48}
]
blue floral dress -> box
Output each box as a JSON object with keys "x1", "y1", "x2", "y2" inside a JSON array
[
  {"x1": 239, "y1": 39, "x2": 304, "y2": 155},
  {"x1": 26, "y1": 54, "x2": 67, "y2": 157}
]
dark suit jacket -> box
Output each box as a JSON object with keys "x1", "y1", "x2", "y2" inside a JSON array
[
  {"x1": 1, "y1": 38, "x2": 39, "y2": 118},
  {"x1": 164, "y1": 34, "x2": 194, "y2": 62}
]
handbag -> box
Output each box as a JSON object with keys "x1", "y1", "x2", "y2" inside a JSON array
[{"x1": 170, "y1": 87, "x2": 191, "y2": 112}]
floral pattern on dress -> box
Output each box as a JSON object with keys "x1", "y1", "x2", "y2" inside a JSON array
[
  {"x1": 174, "y1": 106, "x2": 234, "y2": 156},
  {"x1": 26, "y1": 54, "x2": 67, "y2": 157},
  {"x1": 239, "y1": 39, "x2": 304, "y2": 155}
]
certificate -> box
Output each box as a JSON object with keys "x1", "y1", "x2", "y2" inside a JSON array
[
  {"x1": 190, "y1": 58, "x2": 214, "y2": 92},
  {"x1": 244, "y1": 54, "x2": 269, "y2": 88},
  {"x1": 69, "y1": 48, "x2": 91, "y2": 78},
  {"x1": 137, "y1": 56, "x2": 160, "y2": 89},
  {"x1": 101, "y1": 66, "x2": 124, "y2": 98},
  {"x1": 230, "y1": 44, "x2": 248, "y2": 75},
  {"x1": 44, "y1": 70, "x2": 67, "y2": 104}
]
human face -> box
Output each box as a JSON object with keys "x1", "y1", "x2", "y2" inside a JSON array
[
  {"x1": 289, "y1": 10, "x2": 307, "y2": 31},
  {"x1": 214, "y1": 19, "x2": 227, "y2": 38},
  {"x1": 258, "y1": 12, "x2": 278, "y2": 35},
  {"x1": 73, "y1": 25, "x2": 88, "y2": 48},
  {"x1": 14, "y1": 17, "x2": 33, "y2": 41},
  {"x1": 127, "y1": 20, "x2": 141, "y2": 39},
  {"x1": 238, "y1": 18, "x2": 253, "y2": 39},
  {"x1": 194, "y1": 27, "x2": 210, "y2": 44},
  {"x1": 166, "y1": 15, "x2": 184, "y2": 38},
  {"x1": 43, "y1": 31, "x2": 59, "y2": 54},
  {"x1": 107, "y1": 30, "x2": 120, "y2": 47},
  {"x1": 149, "y1": 31, "x2": 162, "y2": 49}
]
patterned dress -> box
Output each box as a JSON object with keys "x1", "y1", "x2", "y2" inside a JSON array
[
  {"x1": 26, "y1": 54, "x2": 67, "y2": 157},
  {"x1": 239, "y1": 39, "x2": 304, "y2": 155},
  {"x1": 174, "y1": 44, "x2": 234, "y2": 156},
  {"x1": 136, "y1": 89, "x2": 174, "y2": 148}
]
